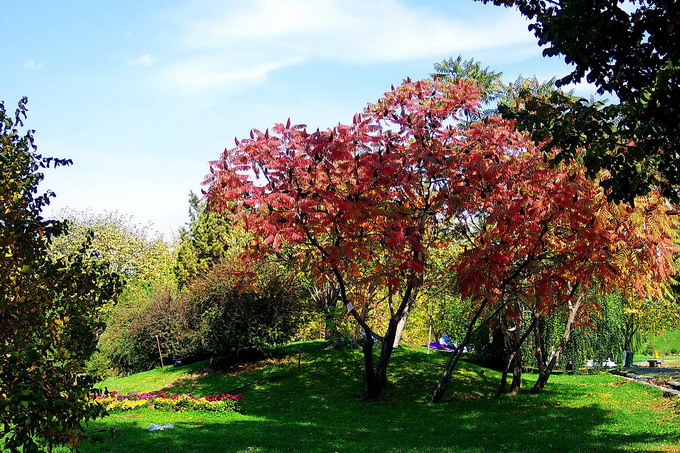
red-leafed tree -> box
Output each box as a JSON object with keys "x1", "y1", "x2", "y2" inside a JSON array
[
  {"x1": 204, "y1": 77, "x2": 536, "y2": 399},
  {"x1": 431, "y1": 144, "x2": 678, "y2": 401}
]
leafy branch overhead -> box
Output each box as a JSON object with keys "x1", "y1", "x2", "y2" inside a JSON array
[{"x1": 478, "y1": 0, "x2": 680, "y2": 202}]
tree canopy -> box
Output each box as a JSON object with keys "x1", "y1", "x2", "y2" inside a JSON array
[
  {"x1": 0, "y1": 98, "x2": 120, "y2": 451},
  {"x1": 175, "y1": 191, "x2": 232, "y2": 287},
  {"x1": 478, "y1": 0, "x2": 680, "y2": 202},
  {"x1": 204, "y1": 76, "x2": 554, "y2": 398},
  {"x1": 51, "y1": 209, "x2": 172, "y2": 285}
]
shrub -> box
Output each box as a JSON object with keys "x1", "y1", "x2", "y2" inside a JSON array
[
  {"x1": 98, "y1": 257, "x2": 309, "y2": 374},
  {"x1": 0, "y1": 98, "x2": 121, "y2": 451},
  {"x1": 97, "y1": 285, "x2": 182, "y2": 374},
  {"x1": 175, "y1": 259, "x2": 308, "y2": 362}
]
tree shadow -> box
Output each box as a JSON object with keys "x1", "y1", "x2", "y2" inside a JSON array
[{"x1": 78, "y1": 344, "x2": 679, "y2": 452}]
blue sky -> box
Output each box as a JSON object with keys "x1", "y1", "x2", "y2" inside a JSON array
[{"x1": 3, "y1": 0, "x2": 596, "y2": 240}]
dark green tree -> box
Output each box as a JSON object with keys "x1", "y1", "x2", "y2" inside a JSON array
[
  {"x1": 175, "y1": 259, "x2": 308, "y2": 363},
  {"x1": 175, "y1": 192, "x2": 232, "y2": 287},
  {"x1": 478, "y1": 0, "x2": 680, "y2": 202},
  {"x1": 0, "y1": 98, "x2": 120, "y2": 451}
]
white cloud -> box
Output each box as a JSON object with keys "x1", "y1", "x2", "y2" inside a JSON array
[
  {"x1": 158, "y1": 55, "x2": 303, "y2": 93},
  {"x1": 157, "y1": 0, "x2": 534, "y2": 93},
  {"x1": 23, "y1": 60, "x2": 44, "y2": 70},
  {"x1": 132, "y1": 54, "x2": 157, "y2": 66},
  {"x1": 185, "y1": 0, "x2": 533, "y2": 62}
]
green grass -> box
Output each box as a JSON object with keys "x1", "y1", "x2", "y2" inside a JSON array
[
  {"x1": 655, "y1": 330, "x2": 680, "y2": 351},
  {"x1": 98, "y1": 360, "x2": 208, "y2": 395},
  {"x1": 642, "y1": 330, "x2": 680, "y2": 357},
  {"x1": 53, "y1": 342, "x2": 678, "y2": 452}
]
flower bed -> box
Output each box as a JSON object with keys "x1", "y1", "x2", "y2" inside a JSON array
[{"x1": 90, "y1": 391, "x2": 241, "y2": 412}]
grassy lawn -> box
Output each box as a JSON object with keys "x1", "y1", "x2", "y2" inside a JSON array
[
  {"x1": 98, "y1": 360, "x2": 208, "y2": 395},
  {"x1": 634, "y1": 356, "x2": 680, "y2": 368},
  {"x1": 649, "y1": 330, "x2": 680, "y2": 352},
  {"x1": 50, "y1": 342, "x2": 678, "y2": 452},
  {"x1": 637, "y1": 330, "x2": 680, "y2": 361}
]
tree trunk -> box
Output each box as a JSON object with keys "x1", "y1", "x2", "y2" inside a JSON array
[
  {"x1": 509, "y1": 312, "x2": 538, "y2": 396},
  {"x1": 431, "y1": 348, "x2": 467, "y2": 403},
  {"x1": 372, "y1": 321, "x2": 398, "y2": 396},
  {"x1": 363, "y1": 335, "x2": 381, "y2": 398},
  {"x1": 358, "y1": 282, "x2": 418, "y2": 399},
  {"x1": 432, "y1": 298, "x2": 501, "y2": 402},
  {"x1": 495, "y1": 312, "x2": 535, "y2": 397},
  {"x1": 392, "y1": 300, "x2": 414, "y2": 348},
  {"x1": 433, "y1": 259, "x2": 537, "y2": 401},
  {"x1": 531, "y1": 294, "x2": 583, "y2": 394},
  {"x1": 533, "y1": 318, "x2": 546, "y2": 378},
  {"x1": 509, "y1": 347, "x2": 522, "y2": 396},
  {"x1": 488, "y1": 327, "x2": 507, "y2": 370},
  {"x1": 623, "y1": 316, "x2": 639, "y2": 353},
  {"x1": 353, "y1": 306, "x2": 371, "y2": 341},
  {"x1": 495, "y1": 317, "x2": 513, "y2": 397}
]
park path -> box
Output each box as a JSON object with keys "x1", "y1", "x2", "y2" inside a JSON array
[{"x1": 611, "y1": 367, "x2": 680, "y2": 397}]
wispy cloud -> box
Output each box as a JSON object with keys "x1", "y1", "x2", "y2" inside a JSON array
[
  {"x1": 156, "y1": 0, "x2": 533, "y2": 94},
  {"x1": 131, "y1": 54, "x2": 157, "y2": 66},
  {"x1": 158, "y1": 55, "x2": 302, "y2": 93},
  {"x1": 177, "y1": 0, "x2": 532, "y2": 62},
  {"x1": 23, "y1": 60, "x2": 44, "y2": 70}
]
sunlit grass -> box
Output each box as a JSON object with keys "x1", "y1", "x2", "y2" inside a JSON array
[
  {"x1": 98, "y1": 360, "x2": 208, "y2": 395},
  {"x1": 46, "y1": 341, "x2": 679, "y2": 452}
]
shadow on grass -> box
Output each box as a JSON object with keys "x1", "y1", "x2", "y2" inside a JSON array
[{"x1": 78, "y1": 343, "x2": 679, "y2": 452}]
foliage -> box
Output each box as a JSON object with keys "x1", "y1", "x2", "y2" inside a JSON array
[
  {"x1": 443, "y1": 157, "x2": 672, "y2": 392},
  {"x1": 204, "y1": 76, "x2": 548, "y2": 398},
  {"x1": 93, "y1": 207, "x2": 305, "y2": 376},
  {"x1": 54, "y1": 210, "x2": 176, "y2": 378},
  {"x1": 641, "y1": 329, "x2": 680, "y2": 357},
  {"x1": 532, "y1": 291, "x2": 629, "y2": 370},
  {"x1": 432, "y1": 56, "x2": 505, "y2": 110},
  {"x1": 49, "y1": 212, "x2": 178, "y2": 379},
  {"x1": 99, "y1": 256, "x2": 307, "y2": 375},
  {"x1": 430, "y1": 116, "x2": 678, "y2": 400},
  {"x1": 174, "y1": 259, "x2": 308, "y2": 362},
  {"x1": 624, "y1": 295, "x2": 680, "y2": 341},
  {"x1": 402, "y1": 292, "x2": 469, "y2": 347},
  {"x1": 400, "y1": 242, "x2": 470, "y2": 346},
  {"x1": 175, "y1": 191, "x2": 232, "y2": 287},
  {"x1": 51, "y1": 209, "x2": 173, "y2": 284},
  {"x1": 96, "y1": 286, "x2": 181, "y2": 374},
  {"x1": 0, "y1": 98, "x2": 121, "y2": 451},
  {"x1": 478, "y1": 0, "x2": 680, "y2": 202},
  {"x1": 429, "y1": 56, "x2": 679, "y2": 398}
]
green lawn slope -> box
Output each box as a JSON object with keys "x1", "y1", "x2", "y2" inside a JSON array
[{"x1": 60, "y1": 342, "x2": 678, "y2": 452}]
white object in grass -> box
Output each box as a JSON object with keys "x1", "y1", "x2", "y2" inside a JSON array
[{"x1": 148, "y1": 423, "x2": 174, "y2": 431}]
